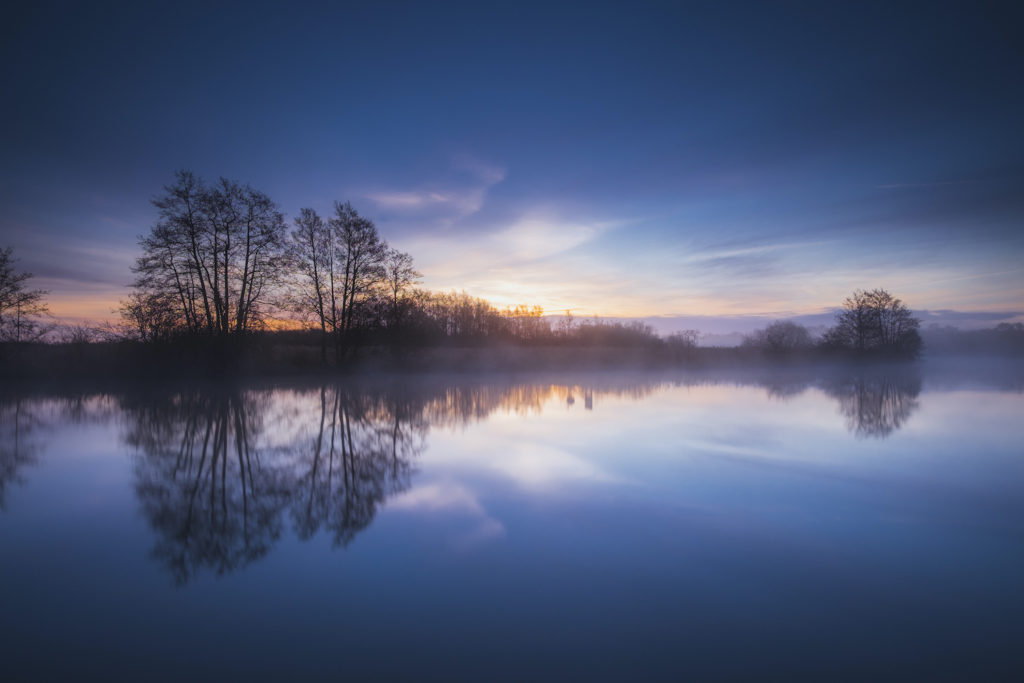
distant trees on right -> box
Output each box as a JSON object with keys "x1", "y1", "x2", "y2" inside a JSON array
[
  {"x1": 822, "y1": 288, "x2": 921, "y2": 358},
  {"x1": 742, "y1": 289, "x2": 922, "y2": 359}
]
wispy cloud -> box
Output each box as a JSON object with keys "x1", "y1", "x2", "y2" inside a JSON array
[
  {"x1": 875, "y1": 180, "x2": 982, "y2": 190},
  {"x1": 368, "y1": 189, "x2": 488, "y2": 215},
  {"x1": 451, "y1": 154, "x2": 506, "y2": 185},
  {"x1": 493, "y1": 218, "x2": 603, "y2": 261},
  {"x1": 366, "y1": 155, "x2": 506, "y2": 223},
  {"x1": 395, "y1": 210, "x2": 629, "y2": 311}
]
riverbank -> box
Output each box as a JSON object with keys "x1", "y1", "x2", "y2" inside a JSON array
[{"x1": 1, "y1": 337, "x2": 1017, "y2": 382}]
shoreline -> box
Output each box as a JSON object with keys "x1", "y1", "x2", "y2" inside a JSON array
[{"x1": 1, "y1": 340, "x2": 1019, "y2": 389}]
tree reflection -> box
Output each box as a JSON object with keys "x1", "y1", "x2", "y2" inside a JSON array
[
  {"x1": 719, "y1": 368, "x2": 922, "y2": 437},
  {"x1": 0, "y1": 393, "x2": 117, "y2": 510},
  {"x1": 121, "y1": 373, "x2": 924, "y2": 579},
  {"x1": 820, "y1": 373, "x2": 921, "y2": 438},
  {"x1": 123, "y1": 385, "x2": 424, "y2": 583},
  {"x1": 3, "y1": 370, "x2": 931, "y2": 581},
  {"x1": 289, "y1": 387, "x2": 424, "y2": 545},
  {"x1": 0, "y1": 397, "x2": 41, "y2": 510},
  {"x1": 125, "y1": 390, "x2": 290, "y2": 583}
]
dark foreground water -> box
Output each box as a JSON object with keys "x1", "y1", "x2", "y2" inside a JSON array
[{"x1": 2, "y1": 362, "x2": 1022, "y2": 681}]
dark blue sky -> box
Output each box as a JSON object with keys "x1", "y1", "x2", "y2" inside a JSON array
[{"x1": 2, "y1": 0, "x2": 1022, "y2": 323}]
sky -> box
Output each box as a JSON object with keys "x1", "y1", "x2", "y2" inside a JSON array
[{"x1": 1, "y1": 0, "x2": 1022, "y2": 329}]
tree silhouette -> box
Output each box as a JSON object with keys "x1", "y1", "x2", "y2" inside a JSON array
[
  {"x1": 329, "y1": 201, "x2": 388, "y2": 359},
  {"x1": 286, "y1": 208, "x2": 335, "y2": 362},
  {"x1": 0, "y1": 246, "x2": 49, "y2": 343},
  {"x1": 823, "y1": 288, "x2": 921, "y2": 357},
  {"x1": 129, "y1": 171, "x2": 287, "y2": 339},
  {"x1": 382, "y1": 247, "x2": 421, "y2": 334}
]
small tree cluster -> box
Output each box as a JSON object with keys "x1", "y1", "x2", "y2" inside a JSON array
[
  {"x1": 742, "y1": 290, "x2": 922, "y2": 359},
  {"x1": 822, "y1": 288, "x2": 922, "y2": 357}
]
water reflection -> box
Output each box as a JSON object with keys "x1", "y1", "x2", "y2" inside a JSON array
[
  {"x1": 119, "y1": 372, "x2": 928, "y2": 581},
  {"x1": 822, "y1": 374, "x2": 921, "y2": 438},
  {"x1": 0, "y1": 393, "x2": 116, "y2": 508},
  {"x1": 1, "y1": 365, "x2": 1012, "y2": 582},
  {"x1": 123, "y1": 390, "x2": 286, "y2": 583},
  {"x1": 0, "y1": 397, "x2": 41, "y2": 510},
  {"x1": 287, "y1": 387, "x2": 424, "y2": 546},
  {"x1": 123, "y1": 386, "x2": 425, "y2": 583},
  {"x1": 747, "y1": 369, "x2": 922, "y2": 438}
]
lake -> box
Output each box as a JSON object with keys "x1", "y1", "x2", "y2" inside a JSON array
[{"x1": 2, "y1": 361, "x2": 1022, "y2": 680}]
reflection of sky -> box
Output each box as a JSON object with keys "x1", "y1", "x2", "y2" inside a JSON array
[
  {"x1": 2, "y1": 3, "x2": 1022, "y2": 323},
  {"x1": 383, "y1": 382, "x2": 1024, "y2": 554},
  {"x1": 3, "y1": 378, "x2": 1023, "y2": 677}
]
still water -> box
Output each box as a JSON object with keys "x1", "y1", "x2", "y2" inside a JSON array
[{"x1": 2, "y1": 363, "x2": 1022, "y2": 680}]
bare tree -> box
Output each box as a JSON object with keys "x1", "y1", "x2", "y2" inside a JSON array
[
  {"x1": 329, "y1": 202, "x2": 386, "y2": 358},
  {"x1": 286, "y1": 208, "x2": 335, "y2": 362},
  {"x1": 118, "y1": 290, "x2": 182, "y2": 341},
  {"x1": 824, "y1": 288, "x2": 921, "y2": 357},
  {"x1": 0, "y1": 246, "x2": 49, "y2": 342},
  {"x1": 136, "y1": 170, "x2": 209, "y2": 335},
  {"x1": 382, "y1": 247, "x2": 421, "y2": 331},
  {"x1": 129, "y1": 171, "x2": 287, "y2": 339}
]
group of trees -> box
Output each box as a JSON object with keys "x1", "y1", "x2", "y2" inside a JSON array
[
  {"x1": 744, "y1": 289, "x2": 923, "y2": 358},
  {"x1": 823, "y1": 288, "x2": 922, "y2": 357},
  {"x1": 121, "y1": 171, "x2": 688, "y2": 358}
]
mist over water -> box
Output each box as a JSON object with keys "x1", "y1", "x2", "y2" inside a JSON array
[{"x1": 2, "y1": 361, "x2": 1023, "y2": 680}]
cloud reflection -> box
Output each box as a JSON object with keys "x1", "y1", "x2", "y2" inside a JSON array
[{"x1": 2, "y1": 364, "x2": 1001, "y2": 581}]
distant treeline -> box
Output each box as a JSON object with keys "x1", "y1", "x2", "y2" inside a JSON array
[
  {"x1": 7, "y1": 169, "x2": 1019, "y2": 377},
  {"x1": 920, "y1": 323, "x2": 1024, "y2": 355}
]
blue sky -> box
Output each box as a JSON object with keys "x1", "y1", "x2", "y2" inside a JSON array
[{"x1": 1, "y1": 1, "x2": 1022, "y2": 324}]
